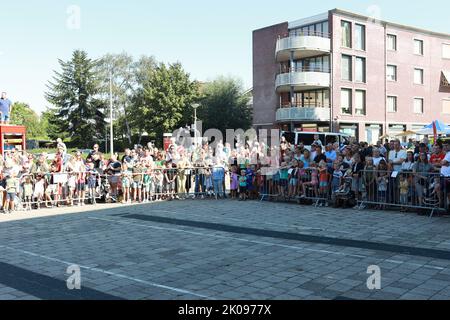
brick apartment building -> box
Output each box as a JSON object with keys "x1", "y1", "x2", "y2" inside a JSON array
[{"x1": 253, "y1": 8, "x2": 450, "y2": 143}]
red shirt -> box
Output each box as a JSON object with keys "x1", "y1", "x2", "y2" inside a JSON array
[{"x1": 430, "y1": 153, "x2": 445, "y2": 166}]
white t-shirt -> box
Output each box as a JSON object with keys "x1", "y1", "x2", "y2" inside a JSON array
[{"x1": 388, "y1": 149, "x2": 407, "y2": 171}]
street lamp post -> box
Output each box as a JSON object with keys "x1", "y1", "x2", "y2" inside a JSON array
[
  {"x1": 192, "y1": 103, "x2": 199, "y2": 147},
  {"x1": 109, "y1": 69, "x2": 114, "y2": 155}
]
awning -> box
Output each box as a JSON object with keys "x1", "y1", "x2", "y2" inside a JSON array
[{"x1": 442, "y1": 71, "x2": 450, "y2": 86}]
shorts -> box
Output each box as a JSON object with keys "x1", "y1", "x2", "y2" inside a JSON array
[
  {"x1": 144, "y1": 183, "x2": 153, "y2": 193},
  {"x1": 121, "y1": 178, "x2": 130, "y2": 188},
  {"x1": 87, "y1": 179, "x2": 96, "y2": 189},
  {"x1": 166, "y1": 181, "x2": 175, "y2": 190},
  {"x1": 46, "y1": 184, "x2": 58, "y2": 195},
  {"x1": 239, "y1": 186, "x2": 247, "y2": 194},
  {"x1": 279, "y1": 179, "x2": 288, "y2": 187},
  {"x1": 77, "y1": 182, "x2": 86, "y2": 192},
  {"x1": 7, "y1": 192, "x2": 15, "y2": 201},
  {"x1": 289, "y1": 178, "x2": 298, "y2": 186},
  {"x1": 132, "y1": 181, "x2": 142, "y2": 189},
  {"x1": 1, "y1": 114, "x2": 9, "y2": 122},
  {"x1": 319, "y1": 181, "x2": 328, "y2": 188}
]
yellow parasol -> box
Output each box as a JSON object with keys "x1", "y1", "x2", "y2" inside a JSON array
[{"x1": 395, "y1": 130, "x2": 417, "y2": 137}]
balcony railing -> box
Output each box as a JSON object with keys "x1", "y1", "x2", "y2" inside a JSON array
[
  {"x1": 277, "y1": 66, "x2": 331, "y2": 75},
  {"x1": 276, "y1": 106, "x2": 331, "y2": 122},
  {"x1": 278, "y1": 30, "x2": 330, "y2": 39},
  {"x1": 280, "y1": 102, "x2": 331, "y2": 108},
  {"x1": 276, "y1": 32, "x2": 331, "y2": 62},
  {"x1": 275, "y1": 70, "x2": 331, "y2": 92}
]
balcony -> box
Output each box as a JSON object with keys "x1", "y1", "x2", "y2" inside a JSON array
[
  {"x1": 276, "y1": 105, "x2": 331, "y2": 122},
  {"x1": 276, "y1": 32, "x2": 331, "y2": 62},
  {"x1": 275, "y1": 68, "x2": 330, "y2": 92}
]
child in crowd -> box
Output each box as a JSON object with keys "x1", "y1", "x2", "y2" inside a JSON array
[
  {"x1": 67, "y1": 171, "x2": 77, "y2": 206},
  {"x1": 245, "y1": 164, "x2": 255, "y2": 200},
  {"x1": 287, "y1": 160, "x2": 299, "y2": 199},
  {"x1": 132, "y1": 161, "x2": 144, "y2": 202},
  {"x1": 301, "y1": 163, "x2": 318, "y2": 199},
  {"x1": 86, "y1": 162, "x2": 98, "y2": 205},
  {"x1": 22, "y1": 174, "x2": 34, "y2": 211},
  {"x1": 164, "y1": 161, "x2": 177, "y2": 200},
  {"x1": 230, "y1": 166, "x2": 239, "y2": 199},
  {"x1": 33, "y1": 174, "x2": 45, "y2": 209},
  {"x1": 318, "y1": 161, "x2": 329, "y2": 205},
  {"x1": 239, "y1": 170, "x2": 247, "y2": 201},
  {"x1": 331, "y1": 162, "x2": 344, "y2": 194},
  {"x1": 154, "y1": 164, "x2": 164, "y2": 201},
  {"x1": 278, "y1": 159, "x2": 289, "y2": 199},
  {"x1": 399, "y1": 174, "x2": 409, "y2": 212},
  {"x1": 142, "y1": 167, "x2": 153, "y2": 203},
  {"x1": 5, "y1": 172, "x2": 20, "y2": 213},
  {"x1": 376, "y1": 160, "x2": 389, "y2": 210},
  {"x1": 121, "y1": 163, "x2": 132, "y2": 204}
]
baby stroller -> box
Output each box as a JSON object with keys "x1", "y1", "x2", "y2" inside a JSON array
[
  {"x1": 422, "y1": 176, "x2": 441, "y2": 216},
  {"x1": 97, "y1": 170, "x2": 112, "y2": 203},
  {"x1": 333, "y1": 175, "x2": 356, "y2": 209}
]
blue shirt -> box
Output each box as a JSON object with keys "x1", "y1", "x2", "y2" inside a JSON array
[
  {"x1": 325, "y1": 150, "x2": 337, "y2": 163},
  {"x1": 0, "y1": 98, "x2": 12, "y2": 114}
]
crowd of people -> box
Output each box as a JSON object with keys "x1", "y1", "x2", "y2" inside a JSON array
[{"x1": 0, "y1": 133, "x2": 449, "y2": 215}]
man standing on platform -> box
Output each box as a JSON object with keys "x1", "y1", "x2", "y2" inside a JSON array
[{"x1": 0, "y1": 92, "x2": 13, "y2": 125}]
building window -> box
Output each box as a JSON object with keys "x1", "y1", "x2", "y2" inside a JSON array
[
  {"x1": 341, "y1": 55, "x2": 352, "y2": 81},
  {"x1": 387, "y1": 96, "x2": 397, "y2": 113},
  {"x1": 414, "y1": 98, "x2": 424, "y2": 114},
  {"x1": 414, "y1": 39, "x2": 424, "y2": 55},
  {"x1": 387, "y1": 34, "x2": 397, "y2": 51},
  {"x1": 443, "y1": 99, "x2": 450, "y2": 114},
  {"x1": 341, "y1": 89, "x2": 352, "y2": 115},
  {"x1": 355, "y1": 57, "x2": 366, "y2": 83},
  {"x1": 355, "y1": 24, "x2": 366, "y2": 50},
  {"x1": 443, "y1": 44, "x2": 450, "y2": 59},
  {"x1": 387, "y1": 65, "x2": 397, "y2": 81},
  {"x1": 341, "y1": 20, "x2": 352, "y2": 48},
  {"x1": 414, "y1": 68, "x2": 424, "y2": 85},
  {"x1": 355, "y1": 90, "x2": 366, "y2": 115}
]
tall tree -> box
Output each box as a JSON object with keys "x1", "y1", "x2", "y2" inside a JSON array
[
  {"x1": 199, "y1": 77, "x2": 252, "y2": 133},
  {"x1": 10, "y1": 102, "x2": 45, "y2": 139},
  {"x1": 97, "y1": 53, "x2": 157, "y2": 144},
  {"x1": 130, "y1": 62, "x2": 199, "y2": 141},
  {"x1": 40, "y1": 107, "x2": 66, "y2": 141},
  {"x1": 45, "y1": 50, "x2": 106, "y2": 148}
]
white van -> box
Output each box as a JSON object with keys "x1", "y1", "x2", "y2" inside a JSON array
[{"x1": 281, "y1": 131, "x2": 350, "y2": 150}]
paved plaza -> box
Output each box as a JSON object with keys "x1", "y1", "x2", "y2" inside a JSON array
[{"x1": 1, "y1": 200, "x2": 450, "y2": 300}]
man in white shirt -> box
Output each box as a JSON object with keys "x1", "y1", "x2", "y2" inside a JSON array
[{"x1": 388, "y1": 140, "x2": 407, "y2": 172}]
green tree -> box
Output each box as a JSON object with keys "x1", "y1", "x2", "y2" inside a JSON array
[
  {"x1": 97, "y1": 53, "x2": 157, "y2": 144},
  {"x1": 130, "y1": 62, "x2": 199, "y2": 141},
  {"x1": 10, "y1": 102, "x2": 45, "y2": 139},
  {"x1": 199, "y1": 77, "x2": 252, "y2": 133},
  {"x1": 40, "y1": 107, "x2": 66, "y2": 141},
  {"x1": 45, "y1": 50, "x2": 106, "y2": 148}
]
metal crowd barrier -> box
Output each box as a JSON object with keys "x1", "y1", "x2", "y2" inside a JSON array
[
  {"x1": 1, "y1": 166, "x2": 449, "y2": 218},
  {"x1": 356, "y1": 169, "x2": 449, "y2": 218}
]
